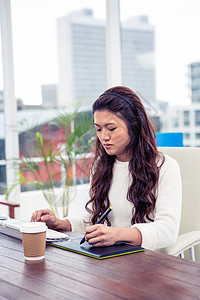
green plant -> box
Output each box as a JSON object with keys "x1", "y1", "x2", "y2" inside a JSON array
[{"x1": 6, "y1": 110, "x2": 95, "y2": 218}]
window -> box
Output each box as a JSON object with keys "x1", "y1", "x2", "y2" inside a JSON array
[
  {"x1": 2, "y1": 0, "x2": 200, "y2": 195},
  {"x1": 184, "y1": 133, "x2": 190, "y2": 139},
  {"x1": 195, "y1": 133, "x2": 200, "y2": 139},
  {"x1": 1, "y1": 0, "x2": 106, "y2": 195},
  {"x1": 195, "y1": 110, "x2": 200, "y2": 126},
  {"x1": 184, "y1": 111, "x2": 190, "y2": 127}
]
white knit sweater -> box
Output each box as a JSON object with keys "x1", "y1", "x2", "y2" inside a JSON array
[{"x1": 67, "y1": 154, "x2": 182, "y2": 250}]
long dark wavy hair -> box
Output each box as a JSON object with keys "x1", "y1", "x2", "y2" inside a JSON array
[{"x1": 85, "y1": 86, "x2": 164, "y2": 226}]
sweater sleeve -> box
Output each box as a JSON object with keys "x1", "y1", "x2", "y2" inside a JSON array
[
  {"x1": 65, "y1": 212, "x2": 91, "y2": 234},
  {"x1": 132, "y1": 155, "x2": 182, "y2": 250}
]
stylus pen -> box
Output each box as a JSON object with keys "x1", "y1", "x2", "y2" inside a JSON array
[{"x1": 80, "y1": 206, "x2": 113, "y2": 245}]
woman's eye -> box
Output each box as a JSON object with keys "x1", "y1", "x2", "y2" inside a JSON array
[
  {"x1": 109, "y1": 128, "x2": 116, "y2": 131},
  {"x1": 96, "y1": 128, "x2": 101, "y2": 132}
]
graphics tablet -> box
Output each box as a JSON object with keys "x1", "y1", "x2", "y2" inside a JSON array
[{"x1": 51, "y1": 238, "x2": 144, "y2": 259}]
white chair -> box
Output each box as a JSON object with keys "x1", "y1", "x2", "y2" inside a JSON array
[{"x1": 158, "y1": 147, "x2": 200, "y2": 261}]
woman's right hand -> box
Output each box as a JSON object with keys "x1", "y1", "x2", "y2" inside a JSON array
[{"x1": 30, "y1": 208, "x2": 71, "y2": 231}]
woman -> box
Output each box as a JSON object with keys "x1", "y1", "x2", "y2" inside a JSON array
[{"x1": 31, "y1": 86, "x2": 182, "y2": 250}]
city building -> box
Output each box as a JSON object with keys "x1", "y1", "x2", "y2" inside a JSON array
[
  {"x1": 162, "y1": 104, "x2": 200, "y2": 147},
  {"x1": 57, "y1": 9, "x2": 156, "y2": 109},
  {"x1": 121, "y1": 15, "x2": 156, "y2": 106},
  {"x1": 161, "y1": 61, "x2": 200, "y2": 147}
]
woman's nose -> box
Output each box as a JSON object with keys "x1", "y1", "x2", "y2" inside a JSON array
[{"x1": 102, "y1": 129, "x2": 110, "y2": 141}]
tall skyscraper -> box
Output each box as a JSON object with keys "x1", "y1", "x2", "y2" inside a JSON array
[
  {"x1": 57, "y1": 9, "x2": 156, "y2": 108},
  {"x1": 122, "y1": 15, "x2": 156, "y2": 106}
]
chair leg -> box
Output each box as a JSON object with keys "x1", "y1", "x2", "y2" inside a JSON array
[
  {"x1": 9, "y1": 206, "x2": 15, "y2": 219},
  {"x1": 190, "y1": 247, "x2": 196, "y2": 261}
]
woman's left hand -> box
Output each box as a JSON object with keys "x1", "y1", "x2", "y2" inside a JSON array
[{"x1": 85, "y1": 224, "x2": 118, "y2": 247}]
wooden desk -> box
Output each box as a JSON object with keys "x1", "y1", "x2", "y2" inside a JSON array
[{"x1": 1, "y1": 233, "x2": 200, "y2": 300}]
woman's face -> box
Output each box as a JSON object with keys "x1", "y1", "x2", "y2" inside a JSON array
[{"x1": 94, "y1": 110, "x2": 131, "y2": 162}]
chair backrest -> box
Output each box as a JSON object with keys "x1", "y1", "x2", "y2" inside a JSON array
[{"x1": 158, "y1": 147, "x2": 200, "y2": 235}]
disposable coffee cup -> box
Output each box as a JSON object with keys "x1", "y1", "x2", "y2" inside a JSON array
[{"x1": 21, "y1": 222, "x2": 47, "y2": 261}]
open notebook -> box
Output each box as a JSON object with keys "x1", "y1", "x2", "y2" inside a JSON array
[{"x1": 0, "y1": 216, "x2": 69, "y2": 242}]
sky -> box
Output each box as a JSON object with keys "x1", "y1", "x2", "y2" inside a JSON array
[{"x1": 1, "y1": 0, "x2": 200, "y2": 107}]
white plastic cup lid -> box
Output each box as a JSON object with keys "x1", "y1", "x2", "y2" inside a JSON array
[{"x1": 20, "y1": 222, "x2": 47, "y2": 233}]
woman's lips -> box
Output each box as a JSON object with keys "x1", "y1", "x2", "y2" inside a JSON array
[{"x1": 104, "y1": 144, "x2": 113, "y2": 149}]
